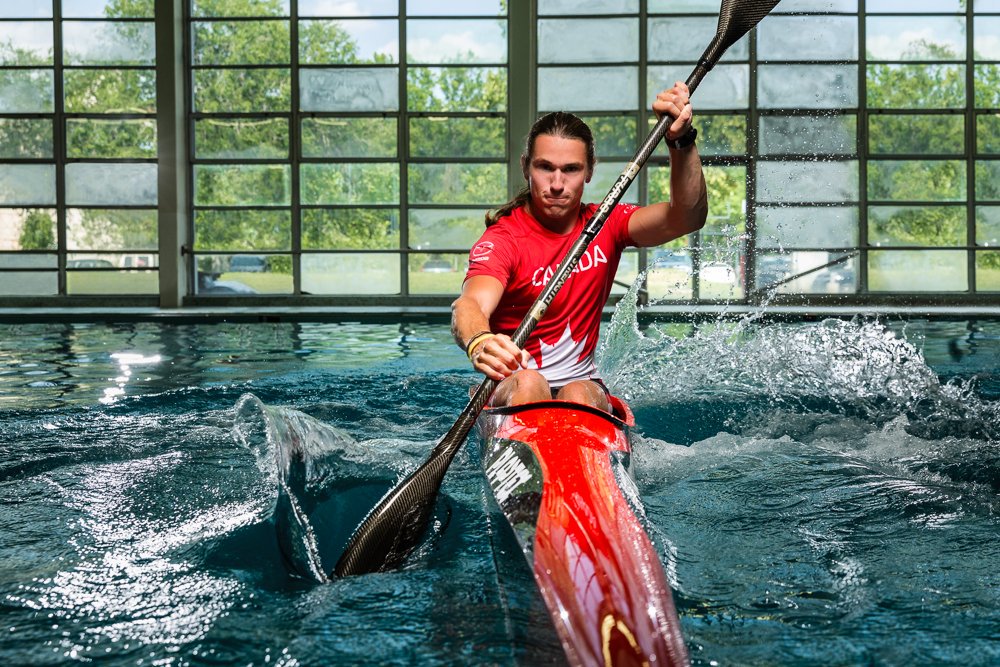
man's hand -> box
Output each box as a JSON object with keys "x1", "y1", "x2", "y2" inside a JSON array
[
  {"x1": 469, "y1": 333, "x2": 530, "y2": 382},
  {"x1": 652, "y1": 81, "x2": 694, "y2": 142}
]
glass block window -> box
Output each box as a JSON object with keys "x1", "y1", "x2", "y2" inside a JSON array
[
  {"x1": 2, "y1": 0, "x2": 998, "y2": 307},
  {"x1": 189, "y1": 0, "x2": 509, "y2": 297},
  {"x1": 0, "y1": 1, "x2": 157, "y2": 296}
]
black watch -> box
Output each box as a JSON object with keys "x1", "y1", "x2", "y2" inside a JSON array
[{"x1": 666, "y1": 127, "x2": 697, "y2": 150}]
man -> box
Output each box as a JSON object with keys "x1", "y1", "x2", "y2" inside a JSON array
[{"x1": 451, "y1": 82, "x2": 708, "y2": 412}]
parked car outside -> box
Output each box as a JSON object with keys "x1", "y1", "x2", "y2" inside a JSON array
[
  {"x1": 811, "y1": 266, "x2": 856, "y2": 293},
  {"x1": 420, "y1": 258, "x2": 454, "y2": 273},
  {"x1": 700, "y1": 261, "x2": 738, "y2": 284},
  {"x1": 201, "y1": 280, "x2": 258, "y2": 295},
  {"x1": 67, "y1": 258, "x2": 114, "y2": 269},
  {"x1": 651, "y1": 249, "x2": 693, "y2": 274},
  {"x1": 196, "y1": 271, "x2": 258, "y2": 294},
  {"x1": 119, "y1": 254, "x2": 157, "y2": 269},
  {"x1": 755, "y1": 255, "x2": 792, "y2": 288},
  {"x1": 229, "y1": 255, "x2": 267, "y2": 272}
]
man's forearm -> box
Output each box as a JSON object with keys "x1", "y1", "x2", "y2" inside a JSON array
[
  {"x1": 668, "y1": 144, "x2": 708, "y2": 230},
  {"x1": 450, "y1": 296, "x2": 492, "y2": 350}
]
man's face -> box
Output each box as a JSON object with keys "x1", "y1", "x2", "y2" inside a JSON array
[{"x1": 524, "y1": 134, "x2": 591, "y2": 226}]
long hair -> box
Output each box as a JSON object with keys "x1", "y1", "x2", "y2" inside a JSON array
[{"x1": 485, "y1": 112, "x2": 596, "y2": 227}]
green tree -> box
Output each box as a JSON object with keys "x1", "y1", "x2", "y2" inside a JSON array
[
  {"x1": 864, "y1": 32, "x2": 1000, "y2": 274},
  {"x1": 870, "y1": 207, "x2": 965, "y2": 247},
  {"x1": 18, "y1": 210, "x2": 55, "y2": 250},
  {"x1": 0, "y1": 43, "x2": 56, "y2": 254},
  {"x1": 0, "y1": 32, "x2": 53, "y2": 154}
]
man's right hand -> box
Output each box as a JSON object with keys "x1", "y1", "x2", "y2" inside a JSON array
[{"x1": 469, "y1": 333, "x2": 530, "y2": 382}]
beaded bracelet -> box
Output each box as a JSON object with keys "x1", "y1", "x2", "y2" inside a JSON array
[{"x1": 465, "y1": 331, "x2": 495, "y2": 361}]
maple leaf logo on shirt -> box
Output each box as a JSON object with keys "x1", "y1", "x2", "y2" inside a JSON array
[{"x1": 526, "y1": 323, "x2": 594, "y2": 386}]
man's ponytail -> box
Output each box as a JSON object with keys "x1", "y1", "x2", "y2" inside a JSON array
[{"x1": 485, "y1": 187, "x2": 531, "y2": 227}]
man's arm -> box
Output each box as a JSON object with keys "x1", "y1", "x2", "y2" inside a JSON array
[
  {"x1": 628, "y1": 82, "x2": 709, "y2": 248},
  {"x1": 451, "y1": 275, "x2": 529, "y2": 381}
]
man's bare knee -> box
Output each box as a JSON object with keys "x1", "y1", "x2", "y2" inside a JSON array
[
  {"x1": 492, "y1": 370, "x2": 551, "y2": 406},
  {"x1": 555, "y1": 380, "x2": 610, "y2": 412}
]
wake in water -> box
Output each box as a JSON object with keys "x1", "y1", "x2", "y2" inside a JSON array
[
  {"x1": 598, "y1": 279, "x2": 1000, "y2": 494},
  {"x1": 232, "y1": 394, "x2": 352, "y2": 581},
  {"x1": 590, "y1": 280, "x2": 1000, "y2": 664},
  {"x1": 231, "y1": 394, "x2": 449, "y2": 582}
]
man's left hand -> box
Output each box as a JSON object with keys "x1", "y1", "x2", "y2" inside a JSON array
[{"x1": 652, "y1": 82, "x2": 694, "y2": 142}]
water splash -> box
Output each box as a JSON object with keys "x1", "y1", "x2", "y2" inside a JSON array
[
  {"x1": 234, "y1": 393, "x2": 360, "y2": 491},
  {"x1": 233, "y1": 394, "x2": 363, "y2": 582},
  {"x1": 598, "y1": 276, "x2": 1000, "y2": 508},
  {"x1": 599, "y1": 291, "x2": 1000, "y2": 665},
  {"x1": 231, "y1": 394, "x2": 451, "y2": 581},
  {"x1": 600, "y1": 278, "x2": 999, "y2": 439}
]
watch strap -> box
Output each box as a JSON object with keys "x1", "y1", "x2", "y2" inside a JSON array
[{"x1": 666, "y1": 126, "x2": 697, "y2": 150}]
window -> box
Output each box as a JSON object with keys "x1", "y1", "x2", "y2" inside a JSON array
[
  {"x1": 188, "y1": 0, "x2": 508, "y2": 298},
  {"x1": 2, "y1": 1, "x2": 999, "y2": 308},
  {"x1": 0, "y1": 0, "x2": 158, "y2": 298},
  {"x1": 537, "y1": 1, "x2": 642, "y2": 297}
]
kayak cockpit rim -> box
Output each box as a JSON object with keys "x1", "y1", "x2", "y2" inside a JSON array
[{"x1": 479, "y1": 396, "x2": 635, "y2": 429}]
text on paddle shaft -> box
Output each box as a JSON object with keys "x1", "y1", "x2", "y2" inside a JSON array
[
  {"x1": 532, "y1": 245, "x2": 608, "y2": 287},
  {"x1": 590, "y1": 162, "x2": 640, "y2": 233},
  {"x1": 486, "y1": 447, "x2": 532, "y2": 505}
]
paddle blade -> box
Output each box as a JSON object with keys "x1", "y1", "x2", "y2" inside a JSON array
[
  {"x1": 333, "y1": 452, "x2": 447, "y2": 576},
  {"x1": 334, "y1": 381, "x2": 493, "y2": 576},
  {"x1": 718, "y1": 0, "x2": 784, "y2": 48},
  {"x1": 689, "y1": 0, "x2": 783, "y2": 91}
]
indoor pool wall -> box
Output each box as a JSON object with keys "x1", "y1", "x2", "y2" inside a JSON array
[{"x1": 1, "y1": 311, "x2": 998, "y2": 666}]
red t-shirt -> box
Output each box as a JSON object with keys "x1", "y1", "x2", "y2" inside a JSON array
[{"x1": 464, "y1": 203, "x2": 638, "y2": 387}]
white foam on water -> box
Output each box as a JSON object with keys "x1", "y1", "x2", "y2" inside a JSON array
[{"x1": 600, "y1": 273, "x2": 1000, "y2": 439}]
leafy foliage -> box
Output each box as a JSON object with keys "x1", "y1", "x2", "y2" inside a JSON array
[
  {"x1": 870, "y1": 206, "x2": 965, "y2": 247},
  {"x1": 18, "y1": 210, "x2": 55, "y2": 250},
  {"x1": 2, "y1": 1, "x2": 997, "y2": 287}
]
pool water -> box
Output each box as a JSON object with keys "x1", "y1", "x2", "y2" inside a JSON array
[{"x1": 1, "y1": 304, "x2": 998, "y2": 666}]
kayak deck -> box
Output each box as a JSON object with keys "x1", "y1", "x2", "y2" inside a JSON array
[{"x1": 479, "y1": 398, "x2": 688, "y2": 667}]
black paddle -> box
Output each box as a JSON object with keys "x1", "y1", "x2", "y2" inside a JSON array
[{"x1": 334, "y1": 0, "x2": 784, "y2": 577}]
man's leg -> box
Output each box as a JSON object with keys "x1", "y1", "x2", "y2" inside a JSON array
[
  {"x1": 555, "y1": 380, "x2": 610, "y2": 413},
  {"x1": 491, "y1": 369, "x2": 551, "y2": 406}
]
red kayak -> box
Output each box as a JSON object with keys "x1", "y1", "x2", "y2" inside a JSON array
[{"x1": 478, "y1": 397, "x2": 688, "y2": 667}]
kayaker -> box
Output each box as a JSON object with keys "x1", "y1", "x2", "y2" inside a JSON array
[{"x1": 452, "y1": 82, "x2": 708, "y2": 412}]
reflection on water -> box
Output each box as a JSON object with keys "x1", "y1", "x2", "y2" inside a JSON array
[
  {"x1": 1, "y1": 313, "x2": 998, "y2": 666},
  {"x1": 101, "y1": 352, "x2": 163, "y2": 405},
  {"x1": 0, "y1": 322, "x2": 449, "y2": 411}
]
